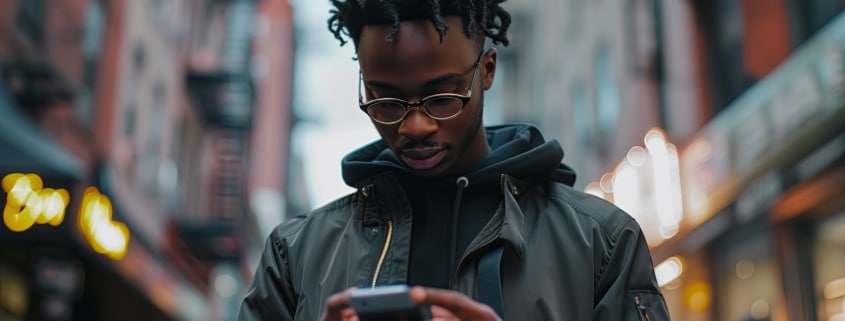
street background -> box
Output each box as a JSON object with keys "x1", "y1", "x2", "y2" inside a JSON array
[{"x1": 1, "y1": 0, "x2": 844, "y2": 320}]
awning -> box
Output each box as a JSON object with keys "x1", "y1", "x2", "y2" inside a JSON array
[{"x1": 0, "y1": 83, "x2": 85, "y2": 179}]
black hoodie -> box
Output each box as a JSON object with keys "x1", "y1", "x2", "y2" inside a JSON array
[
  {"x1": 342, "y1": 124, "x2": 576, "y2": 188},
  {"x1": 342, "y1": 124, "x2": 577, "y2": 288}
]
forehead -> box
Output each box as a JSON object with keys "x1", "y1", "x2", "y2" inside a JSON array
[{"x1": 356, "y1": 16, "x2": 478, "y2": 75}]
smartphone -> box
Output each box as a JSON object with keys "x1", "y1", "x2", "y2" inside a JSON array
[{"x1": 349, "y1": 284, "x2": 432, "y2": 321}]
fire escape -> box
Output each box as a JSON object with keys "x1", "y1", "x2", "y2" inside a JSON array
[{"x1": 181, "y1": 0, "x2": 255, "y2": 268}]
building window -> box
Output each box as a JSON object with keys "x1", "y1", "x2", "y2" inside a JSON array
[
  {"x1": 594, "y1": 47, "x2": 620, "y2": 141},
  {"x1": 565, "y1": 0, "x2": 584, "y2": 41},
  {"x1": 140, "y1": 82, "x2": 166, "y2": 193},
  {"x1": 625, "y1": 0, "x2": 658, "y2": 75},
  {"x1": 571, "y1": 80, "x2": 593, "y2": 149},
  {"x1": 77, "y1": 0, "x2": 105, "y2": 125},
  {"x1": 793, "y1": 0, "x2": 845, "y2": 40},
  {"x1": 14, "y1": 0, "x2": 46, "y2": 48},
  {"x1": 711, "y1": 218, "x2": 784, "y2": 321},
  {"x1": 696, "y1": 0, "x2": 793, "y2": 114},
  {"x1": 123, "y1": 104, "x2": 136, "y2": 137},
  {"x1": 122, "y1": 46, "x2": 144, "y2": 139}
]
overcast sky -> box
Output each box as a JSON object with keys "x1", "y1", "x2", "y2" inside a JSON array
[{"x1": 289, "y1": 0, "x2": 380, "y2": 209}]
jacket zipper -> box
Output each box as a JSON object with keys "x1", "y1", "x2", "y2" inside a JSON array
[
  {"x1": 634, "y1": 295, "x2": 652, "y2": 321},
  {"x1": 371, "y1": 220, "x2": 393, "y2": 287}
]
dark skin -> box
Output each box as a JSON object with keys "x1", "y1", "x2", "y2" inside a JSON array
[
  {"x1": 357, "y1": 16, "x2": 497, "y2": 177},
  {"x1": 321, "y1": 286, "x2": 501, "y2": 321},
  {"x1": 319, "y1": 16, "x2": 501, "y2": 321}
]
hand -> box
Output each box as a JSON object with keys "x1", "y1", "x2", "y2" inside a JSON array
[
  {"x1": 320, "y1": 286, "x2": 501, "y2": 321},
  {"x1": 320, "y1": 287, "x2": 358, "y2": 321},
  {"x1": 409, "y1": 286, "x2": 502, "y2": 321}
]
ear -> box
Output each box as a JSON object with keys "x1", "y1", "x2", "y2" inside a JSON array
[{"x1": 481, "y1": 48, "x2": 497, "y2": 90}]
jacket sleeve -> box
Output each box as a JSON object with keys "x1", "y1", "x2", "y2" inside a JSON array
[
  {"x1": 237, "y1": 231, "x2": 298, "y2": 321},
  {"x1": 593, "y1": 216, "x2": 671, "y2": 321}
]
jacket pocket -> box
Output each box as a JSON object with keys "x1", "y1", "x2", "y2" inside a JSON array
[{"x1": 626, "y1": 291, "x2": 671, "y2": 321}]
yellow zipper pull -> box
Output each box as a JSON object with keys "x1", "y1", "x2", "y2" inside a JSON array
[{"x1": 371, "y1": 220, "x2": 393, "y2": 287}]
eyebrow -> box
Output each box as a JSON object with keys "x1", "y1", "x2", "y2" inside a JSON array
[{"x1": 365, "y1": 72, "x2": 463, "y2": 93}]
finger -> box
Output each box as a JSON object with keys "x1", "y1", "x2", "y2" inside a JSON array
[
  {"x1": 322, "y1": 287, "x2": 356, "y2": 321},
  {"x1": 341, "y1": 307, "x2": 358, "y2": 321},
  {"x1": 429, "y1": 305, "x2": 457, "y2": 318},
  {"x1": 410, "y1": 287, "x2": 500, "y2": 320}
]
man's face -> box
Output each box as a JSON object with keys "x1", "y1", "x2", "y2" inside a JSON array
[{"x1": 357, "y1": 16, "x2": 496, "y2": 176}]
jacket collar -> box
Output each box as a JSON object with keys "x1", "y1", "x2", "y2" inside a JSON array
[
  {"x1": 452, "y1": 174, "x2": 529, "y2": 260},
  {"x1": 354, "y1": 171, "x2": 412, "y2": 226},
  {"x1": 355, "y1": 171, "x2": 529, "y2": 260},
  {"x1": 500, "y1": 175, "x2": 527, "y2": 258}
]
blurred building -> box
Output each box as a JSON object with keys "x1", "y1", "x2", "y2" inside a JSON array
[
  {"x1": 0, "y1": 0, "x2": 295, "y2": 320},
  {"x1": 497, "y1": 0, "x2": 845, "y2": 320}
]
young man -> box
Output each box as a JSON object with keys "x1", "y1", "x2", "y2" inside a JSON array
[{"x1": 238, "y1": 1, "x2": 671, "y2": 320}]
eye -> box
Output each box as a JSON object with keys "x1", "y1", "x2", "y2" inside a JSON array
[
  {"x1": 423, "y1": 97, "x2": 463, "y2": 118},
  {"x1": 367, "y1": 101, "x2": 407, "y2": 123},
  {"x1": 426, "y1": 97, "x2": 457, "y2": 107}
]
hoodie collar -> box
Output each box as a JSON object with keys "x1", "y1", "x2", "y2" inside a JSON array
[{"x1": 342, "y1": 123, "x2": 576, "y2": 190}]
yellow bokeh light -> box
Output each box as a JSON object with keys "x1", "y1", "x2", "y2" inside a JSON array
[
  {"x1": 2, "y1": 173, "x2": 69, "y2": 232},
  {"x1": 78, "y1": 187, "x2": 129, "y2": 260},
  {"x1": 3, "y1": 205, "x2": 36, "y2": 232},
  {"x1": 44, "y1": 189, "x2": 69, "y2": 226},
  {"x1": 4, "y1": 173, "x2": 38, "y2": 206},
  {"x1": 683, "y1": 281, "x2": 712, "y2": 313}
]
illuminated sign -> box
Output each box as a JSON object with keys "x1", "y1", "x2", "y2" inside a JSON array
[
  {"x1": 655, "y1": 256, "x2": 685, "y2": 288},
  {"x1": 78, "y1": 187, "x2": 129, "y2": 260},
  {"x1": 2, "y1": 173, "x2": 70, "y2": 232},
  {"x1": 678, "y1": 41, "x2": 845, "y2": 226},
  {"x1": 584, "y1": 128, "x2": 684, "y2": 246}
]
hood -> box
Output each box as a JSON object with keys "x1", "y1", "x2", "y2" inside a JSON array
[{"x1": 341, "y1": 124, "x2": 576, "y2": 188}]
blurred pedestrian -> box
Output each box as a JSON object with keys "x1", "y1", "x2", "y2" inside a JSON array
[{"x1": 238, "y1": 1, "x2": 670, "y2": 320}]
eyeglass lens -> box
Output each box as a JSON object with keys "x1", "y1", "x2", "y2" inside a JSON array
[{"x1": 366, "y1": 96, "x2": 464, "y2": 123}]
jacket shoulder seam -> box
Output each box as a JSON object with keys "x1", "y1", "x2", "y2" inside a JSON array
[
  {"x1": 275, "y1": 193, "x2": 356, "y2": 240},
  {"x1": 544, "y1": 182, "x2": 637, "y2": 284},
  {"x1": 547, "y1": 183, "x2": 634, "y2": 238}
]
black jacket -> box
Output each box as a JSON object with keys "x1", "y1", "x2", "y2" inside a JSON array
[{"x1": 238, "y1": 124, "x2": 671, "y2": 320}]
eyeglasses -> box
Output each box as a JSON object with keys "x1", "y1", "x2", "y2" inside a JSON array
[{"x1": 358, "y1": 51, "x2": 483, "y2": 125}]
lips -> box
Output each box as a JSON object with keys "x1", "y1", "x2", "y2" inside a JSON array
[{"x1": 400, "y1": 147, "x2": 446, "y2": 171}]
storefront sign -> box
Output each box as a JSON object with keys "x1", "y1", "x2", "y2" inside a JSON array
[
  {"x1": 733, "y1": 105, "x2": 772, "y2": 173},
  {"x1": 678, "y1": 22, "x2": 845, "y2": 227},
  {"x1": 734, "y1": 67, "x2": 825, "y2": 173},
  {"x1": 819, "y1": 46, "x2": 845, "y2": 97},
  {"x1": 735, "y1": 173, "x2": 783, "y2": 222},
  {"x1": 768, "y1": 70, "x2": 823, "y2": 140},
  {"x1": 592, "y1": 129, "x2": 684, "y2": 246},
  {"x1": 681, "y1": 131, "x2": 730, "y2": 225}
]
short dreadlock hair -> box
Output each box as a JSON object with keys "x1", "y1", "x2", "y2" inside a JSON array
[{"x1": 327, "y1": 0, "x2": 511, "y2": 49}]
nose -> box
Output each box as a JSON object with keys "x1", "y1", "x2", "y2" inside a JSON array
[{"x1": 398, "y1": 109, "x2": 438, "y2": 141}]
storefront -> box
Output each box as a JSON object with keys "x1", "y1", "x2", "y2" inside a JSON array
[
  {"x1": 586, "y1": 13, "x2": 845, "y2": 321},
  {"x1": 658, "y1": 12, "x2": 845, "y2": 321},
  {"x1": 1, "y1": 70, "x2": 206, "y2": 321},
  {"x1": 808, "y1": 210, "x2": 845, "y2": 321},
  {"x1": 772, "y1": 130, "x2": 845, "y2": 321}
]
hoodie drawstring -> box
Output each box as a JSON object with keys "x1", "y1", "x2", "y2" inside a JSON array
[{"x1": 449, "y1": 176, "x2": 469, "y2": 283}]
